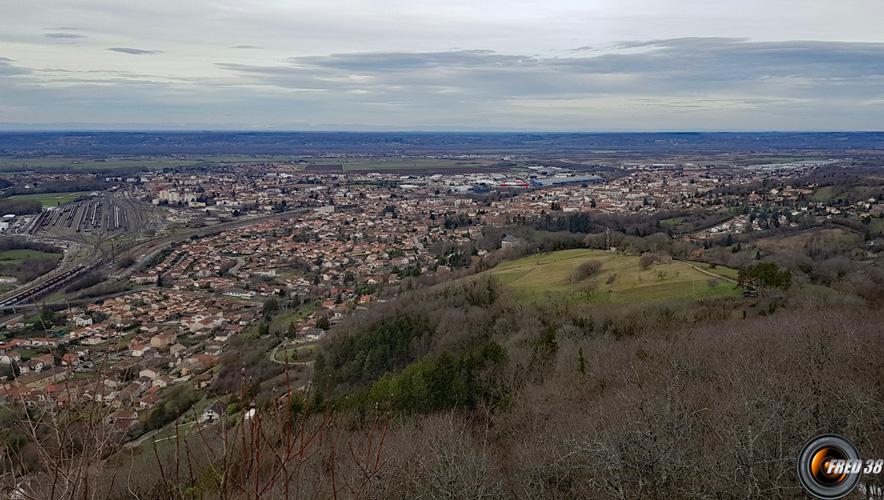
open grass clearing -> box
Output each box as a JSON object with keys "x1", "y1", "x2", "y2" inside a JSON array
[
  {"x1": 7, "y1": 191, "x2": 93, "y2": 208},
  {"x1": 485, "y1": 248, "x2": 740, "y2": 305},
  {"x1": 0, "y1": 248, "x2": 62, "y2": 265}
]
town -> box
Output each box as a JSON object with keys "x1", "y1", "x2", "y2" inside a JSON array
[{"x1": 0, "y1": 153, "x2": 881, "y2": 441}]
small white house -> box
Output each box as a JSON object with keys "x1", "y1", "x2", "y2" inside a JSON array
[
  {"x1": 198, "y1": 401, "x2": 228, "y2": 425},
  {"x1": 72, "y1": 315, "x2": 93, "y2": 327}
]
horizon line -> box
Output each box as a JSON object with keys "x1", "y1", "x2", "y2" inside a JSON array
[{"x1": 1, "y1": 129, "x2": 883, "y2": 134}]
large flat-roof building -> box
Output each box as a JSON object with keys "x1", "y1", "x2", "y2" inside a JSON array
[{"x1": 531, "y1": 175, "x2": 604, "y2": 188}]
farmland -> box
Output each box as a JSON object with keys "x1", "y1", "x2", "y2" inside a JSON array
[
  {"x1": 306, "y1": 158, "x2": 506, "y2": 172},
  {"x1": 485, "y1": 248, "x2": 740, "y2": 304},
  {"x1": 0, "y1": 156, "x2": 214, "y2": 172},
  {"x1": 0, "y1": 154, "x2": 306, "y2": 173},
  {"x1": 0, "y1": 154, "x2": 511, "y2": 174}
]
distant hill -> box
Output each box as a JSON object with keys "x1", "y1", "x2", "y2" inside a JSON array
[{"x1": 1, "y1": 131, "x2": 883, "y2": 156}]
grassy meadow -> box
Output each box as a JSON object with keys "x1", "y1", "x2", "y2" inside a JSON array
[
  {"x1": 486, "y1": 248, "x2": 740, "y2": 304},
  {"x1": 0, "y1": 248, "x2": 62, "y2": 265},
  {"x1": 7, "y1": 191, "x2": 92, "y2": 208}
]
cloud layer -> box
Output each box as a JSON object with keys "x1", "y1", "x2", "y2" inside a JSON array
[
  {"x1": 107, "y1": 47, "x2": 163, "y2": 55},
  {"x1": 44, "y1": 32, "x2": 86, "y2": 39},
  {"x1": 212, "y1": 39, "x2": 884, "y2": 129},
  {"x1": 1, "y1": 0, "x2": 883, "y2": 130}
]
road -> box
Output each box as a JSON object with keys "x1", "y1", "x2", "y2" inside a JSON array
[
  {"x1": 123, "y1": 428, "x2": 160, "y2": 449},
  {"x1": 269, "y1": 342, "x2": 316, "y2": 367},
  {"x1": 229, "y1": 257, "x2": 246, "y2": 275}
]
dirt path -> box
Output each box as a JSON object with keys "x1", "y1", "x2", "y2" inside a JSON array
[{"x1": 684, "y1": 262, "x2": 738, "y2": 284}]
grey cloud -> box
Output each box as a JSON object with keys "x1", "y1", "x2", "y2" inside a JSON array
[
  {"x1": 108, "y1": 47, "x2": 163, "y2": 55},
  {"x1": 231, "y1": 45, "x2": 261, "y2": 49},
  {"x1": 613, "y1": 37, "x2": 748, "y2": 50},
  {"x1": 207, "y1": 38, "x2": 884, "y2": 130},
  {"x1": 219, "y1": 39, "x2": 884, "y2": 98},
  {"x1": 5, "y1": 38, "x2": 884, "y2": 130},
  {"x1": 45, "y1": 32, "x2": 86, "y2": 39},
  {"x1": 287, "y1": 50, "x2": 531, "y2": 72},
  {"x1": 0, "y1": 57, "x2": 31, "y2": 77},
  {"x1": 33, "y1": 67, "x2": 197, "y2": 86}
]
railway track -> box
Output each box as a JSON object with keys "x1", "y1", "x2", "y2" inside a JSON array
[
  {"x1": 0, "y1": 260, "x2": 99, "y2": 308},
  {"x1": 27, "y1": 195, "x2": 135, "y2": 237}
]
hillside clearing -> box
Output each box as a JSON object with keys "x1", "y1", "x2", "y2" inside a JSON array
[{"x1": 486, "y1": 248, "x2": 740, "y2": 304}]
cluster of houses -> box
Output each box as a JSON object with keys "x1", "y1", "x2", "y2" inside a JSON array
[
  {"x1": 130, "y1": 185, "x2": 488, "y2": 335},
  {"x1": 0, "y1": 289, "x2": 256, "y2": 423}
]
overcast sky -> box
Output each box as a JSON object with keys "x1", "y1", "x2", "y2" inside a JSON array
[{"x1": 1, "y1": 0, "x2": 883, "y2": 131}]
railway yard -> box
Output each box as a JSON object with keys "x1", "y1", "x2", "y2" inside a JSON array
[
  {"x1": 0, "y1": 186, "x2": 294, "y2": 315},
  {"x1": 24, "y1": 194, "x2": 148, "y2": 238},
  {"x1": 0, "y1": 192, "x2": 164, "y2": 313}
]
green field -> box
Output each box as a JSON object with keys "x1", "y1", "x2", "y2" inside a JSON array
[
  {"x1": 0, "y1": 154, "x2": 311, "y2": 173},
  {"x1": 0, "y1": 248, "x2": 62, "y2": 283},
  {"x1": 304, "y1": 158, "x2": 504, "y2": 172},
  {"x1": 659, "y1": 216, "x2": 686, "y2": 227},
  {"x1": 0, "y1": 156, "x2": 216, "y2": 171},
  {"x1": 340, "y1": 159, "x2": 499, "y2": 171},
  {"x1": 0, "y1": 249, "x2": 62, "y2": 266},
  {"x1": 692, "y1": 261, "x2": 739, "y2": 280},
  {"x1": 7, "y1": 191, "x2": 92, "y2": 208},
  {"x1": 0, "y1": 155, "x2": 514, "y2": 174},
  {"x1": 485, "y1": 249, "x2": 740, "y2": 305}
]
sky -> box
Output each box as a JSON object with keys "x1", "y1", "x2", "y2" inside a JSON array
[{"x1": 1, "y1": 0, "x2": 883, "y2": 131}]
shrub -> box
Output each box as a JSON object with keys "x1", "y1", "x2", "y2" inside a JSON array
[
  {"x1": 64, "y1": 271, "x2": 105, "y2": 294},
  {"x1": 638, "y1": 254, "x2": 656, "y2": 270},
  {"x1": 737, "y1": 261, "x2": 792, "y2": 293},
  {"x1": 569, "y1": 260, "x2": 602, "y2": 283}
]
